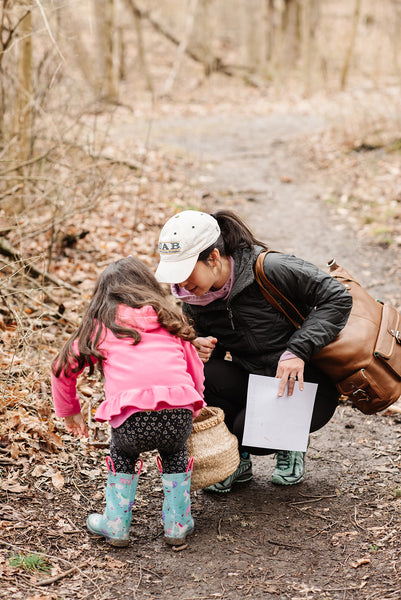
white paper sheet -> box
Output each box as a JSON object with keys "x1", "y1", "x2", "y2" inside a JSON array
[{"x1": 242, "y1": 374, "x2": 318, "y2": 452}]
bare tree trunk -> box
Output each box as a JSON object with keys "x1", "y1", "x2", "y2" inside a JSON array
[
  {"x1": 299, "y1": 0, "x2": 319, "y2": 95},
  {"x1": 6, "y1": 2, "x2": 33, "y2": 213},
  {"x1": 340, "y1": 0, "x2": 362, "y2": 91},
  {"x1": 162, "y1": 0, "x2": 199, "y2": 95},
  {"x1": 191, "y1": 0, "x2": 214, "y2": 76},
  {"x1": 93, "y1": 0, "x2": 118, "y2": 101},
  {"x1": 128, "y1": 0, "x2": 154, "y2": 94},
  {"x1": 391, "y1": 0, "x2": 401, "y2": 77},
  {"x1": 0, "y1": 0, "x2": 12, "y2": 144},
  {"x1": 116, "y1": 25, "x2": 126, "y2": 81},
  {"x1": 241, "y1": 0, "x2": 266, "y2": 75},
  {"x1": 265, "y1": 0, "x2": 276, "y2": 62},
  {"x1": 282, "y1": 0, "x2": 301, "y2": 68},
  {"x1": 15, "y1": 6, "x2": 32, "y2": 163},
  {"x1": 60, "y1": 5, "x2": 98, "y2": 93},
  {"x1": 269, "y1": 0, "x2": 285, "y2": 74}
]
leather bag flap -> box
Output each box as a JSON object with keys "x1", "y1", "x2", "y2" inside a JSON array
[{"x1": 374, "y1": 303, "x2": 401, "y2": 360}]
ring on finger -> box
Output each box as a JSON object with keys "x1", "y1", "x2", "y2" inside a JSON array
[{"x1": 289, "y1": 376, "x2": 297, "y2": 380}]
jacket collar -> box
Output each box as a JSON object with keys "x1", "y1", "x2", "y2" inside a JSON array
[{"x1": 229, "y1": 245, "x2": 264, "y2": 300}]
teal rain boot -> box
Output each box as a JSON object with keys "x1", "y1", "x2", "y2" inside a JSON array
[
  {"x1": 158, "y1": 456, "x2": 194, "y2": 546},
  {"x1": 87, "y1": 456, "x2": 142, "y2": 547}
]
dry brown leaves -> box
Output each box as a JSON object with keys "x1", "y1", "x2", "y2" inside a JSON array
[{"x1": 0, "y1": 132, "x2": 203, "y2": 468}]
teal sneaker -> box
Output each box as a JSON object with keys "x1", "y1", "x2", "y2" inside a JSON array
[
  {"x1": 204, "y1": 456, "x2": 253, "y2": 493},
  {"x1": 271, "y1": 450, "x2": 305, "y2": 486}
]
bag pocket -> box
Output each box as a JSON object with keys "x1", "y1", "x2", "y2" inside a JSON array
[
  {"x1": 337, "y1": 368, "x2": 397, "y2": 415},
  {"x1": 373, "y1": 304, "x2": 401, "y2": 379}
]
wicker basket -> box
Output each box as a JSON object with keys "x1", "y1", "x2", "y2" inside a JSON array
[{"x1": 187, "y1": 406, "x2": 240, "y2": 491}]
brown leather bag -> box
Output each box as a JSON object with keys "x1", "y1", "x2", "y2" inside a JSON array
[{"x1": 254, "y1": 251, "x2": 401, "y2": 414}]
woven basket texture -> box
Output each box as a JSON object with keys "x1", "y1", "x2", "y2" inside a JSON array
[{"x1": 187, "y1": 407, "x2": 240, "y2": 491}]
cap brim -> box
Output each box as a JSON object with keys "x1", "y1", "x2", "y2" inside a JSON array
[{"x1": 155, "y1": 254, "x2": 199, "y2": 284}]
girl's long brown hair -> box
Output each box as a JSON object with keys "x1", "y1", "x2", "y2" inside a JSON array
[{"x1": 53, "y1": 256, "x2": 195, "y2": 377}]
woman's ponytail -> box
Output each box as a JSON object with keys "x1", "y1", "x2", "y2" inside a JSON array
[{"x1": 212, "y1": 210, "x2": 268, "y2": 255}]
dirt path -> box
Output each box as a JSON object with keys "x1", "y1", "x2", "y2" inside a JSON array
[
  {"x1": 9, "y1": 109, "x2": 400, "y2": 600},
  {"x1": 78, "y1": 109, "x2": 401, "y2": 600},
  {"x1": 117, "y1": 109, "x2": 401, "y2": 304}
]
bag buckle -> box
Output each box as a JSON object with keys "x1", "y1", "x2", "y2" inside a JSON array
[
  {"x1": 352, "y1": 388, "x2": 368, "y2": 398},
  {"x1": 390, "y1": 329, "x2": 401, "y2": 344}
]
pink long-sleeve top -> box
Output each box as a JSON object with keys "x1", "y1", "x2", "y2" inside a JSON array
[{"x1": 51, "y1": 305, "x2": 206, "y2": 428}]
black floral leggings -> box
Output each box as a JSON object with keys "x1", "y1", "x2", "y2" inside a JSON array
[{"x1": 110, "y1": 408, "x2": 193, "y2": 474}]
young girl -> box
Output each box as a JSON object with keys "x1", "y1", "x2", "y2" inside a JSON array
[{"x1": 51, "y1": 256, "x2": 205, "y2": 547}]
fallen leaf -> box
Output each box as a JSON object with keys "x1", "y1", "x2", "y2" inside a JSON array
[
  {"x1": 51, "y1": 472, "x2": 65, "y2": 490},
  {"x1": 32, "y1": 465, "x2": 47, "y2": 477},
  {"x1": 351, "y1": 557, "x2": 371, "y2": 568},
  {"x1": 172, "y1": 543, "x2": 188, "y2": 552},
  {"x1": 0, "y1": 505, "x2": 24, "y2": 520},
  {"x1": 0, "y1": 481, "x2": 29, "y2": 493},
  {"x1": 79, "y1": 385, "x2": 94, "y2": 397},
  {"x1": 26, "y1": 596, "x2": 58, "y2": 600},
  {"x1": 10, "y1": 442, "x2": 19, "y2": 459}
]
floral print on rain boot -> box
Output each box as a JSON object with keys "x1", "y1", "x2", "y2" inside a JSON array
[
  {"x1": 87, "y1": 456, "x2": 142, "y2": 547},
  {"x1": 158, "y1": 456, "x2": 194, "y2": 546}
]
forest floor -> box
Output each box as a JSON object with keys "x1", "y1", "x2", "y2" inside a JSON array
[{"x1": 1, "y1": 78, "x2": 401, "y2": 600}]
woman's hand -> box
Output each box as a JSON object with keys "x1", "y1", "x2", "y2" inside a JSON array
[
  {"x1": 276, "y1": 357, "x2": 305, "y2": 397},
  {"x1": 64, "y1": 412, "x2": 89, "y2": 438},
  {"x1": 193, "y1": 336, "x2": 217, "y2": 363}
]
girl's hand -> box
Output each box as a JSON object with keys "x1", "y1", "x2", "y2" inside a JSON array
[
  {"x1": 64, "y1": 412, "x2": 89, "y2": 438},
  {"x1": 193, "y1": 336, "x2": 217, "y2": 363},
  {"x1": 276, "y1": 357, "x2": 305, "y2": 397}
]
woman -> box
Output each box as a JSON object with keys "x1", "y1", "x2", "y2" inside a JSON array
[{"x1": 155, "y1": 210, "x2": 352, "y2": 492}]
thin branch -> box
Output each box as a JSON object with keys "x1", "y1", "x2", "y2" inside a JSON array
[
  {"x1": 36, "y1": 562, "x2": 88, "y2": 587},
  {"x1": 124, "y1": 0, "x2": 259, "y2": 86},
  {"x1": 0, "y1": 144, "x2": 58, "y2": 176},
  {"x1": 0, "y1": 238, "x2": 78, "y2": 294},
  {"x1": 33, "y1": 0, "x2": 65, "y2": 63}
]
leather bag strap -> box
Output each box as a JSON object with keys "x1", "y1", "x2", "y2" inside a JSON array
[{"x1": 254, "y1": 251, "x2": 305, "y2": 330}]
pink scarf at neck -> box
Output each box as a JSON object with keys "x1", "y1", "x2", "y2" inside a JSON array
[{"x1": 171, "y1": 257, "x2": 235, "y2": 306}]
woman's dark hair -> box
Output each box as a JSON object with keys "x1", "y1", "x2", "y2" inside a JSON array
[
  {"x1": 198, "y1": 209, "x2": 268, "y2": 261},
  {"x1": 53, "y1": 256, "x2": 195, "y2": 377}
]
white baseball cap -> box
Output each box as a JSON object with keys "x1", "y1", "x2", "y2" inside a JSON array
[{"x1": 155, "y1": 211, "x2": 221, "y2": 283}]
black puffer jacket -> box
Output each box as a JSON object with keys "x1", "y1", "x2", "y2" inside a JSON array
[{"x1": 183, "y1": 246, "x2": 353, "y2": 377}]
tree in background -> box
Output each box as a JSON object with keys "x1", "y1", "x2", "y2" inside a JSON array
[
  {"x1": 15, "y1": 2, "x2": 33, "y2": 166},
  {"x1": 94, "y1": 0, "x2": 118, "y2": 101}
]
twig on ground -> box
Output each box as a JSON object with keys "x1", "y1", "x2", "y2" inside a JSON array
[
  {"x1": 36, "y1": 562, "x2": 88, "y2": 586},
  {"x1": 290, "y1": 493, "x2": 338, "y2": 504},
  {"x1": 217, "y1": 517, "x2": 223, "y2": 538},
  {"x1": 305, "y1": 522, "x2": 338, "y2": 539},
  {"x1": 132, "y1": 561, "x2": 142, "y2": 600},
  {"x1": 264, "y1": 539, "x2": 303, "y2": 550},
  {"x1": 353, "y1": 505, "x2": 365, "y2": 531},
  {"x1": 0, "y1": 533, "x2": 100, "y2": 592}
]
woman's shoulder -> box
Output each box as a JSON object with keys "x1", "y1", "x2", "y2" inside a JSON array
[
  {"x1": 262, "y1": 251, "x2": 330, "y2": 291},
  {"x1": 262, "y1": 251, "x2": 300, "y2": 274}
]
